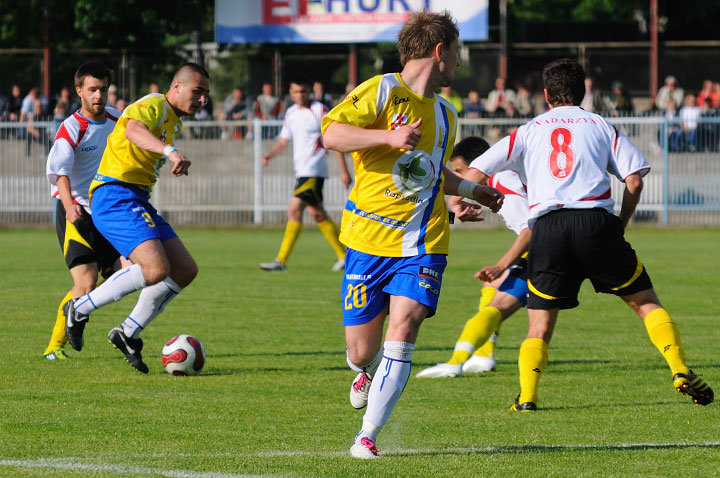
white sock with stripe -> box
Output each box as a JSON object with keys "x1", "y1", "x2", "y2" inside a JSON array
[
  {"x1": 74, "y1": 264, "x2": 146, "y2": 315},
  {"x1": 122, "y1": 278, "x2": 182, "y2": 338},
  {"x1": 346, "y1": 346, "x2": 384, "y2": 377},
  {"x1": 356, "y1": 341, "x2": 414, "y2": 443}
]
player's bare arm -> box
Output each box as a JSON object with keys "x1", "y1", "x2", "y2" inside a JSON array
[
  {"x1": 261, "y1": 137, "x2": 291, "y2": 166},
  {"x1": 475, "y1": 228, "x2": 531, "y2": 282},
  {"x1": 619, "y1": 172, "x2": 644, "y2": 228},
  {"x1": 55, "y1": 175, "x2": 83, "y2": 223},
  {"x1": 125, "y1": 119, "x2": 190, "y2": 177},
  {"x1": 444, "y1": 166, "x2": 502, "y2": 222},
  {"x1": 322, "y1": 118, "x2": 423, "y2": 153},
  {"x1": 336, "y1": 151, "x2": 352, "y2": 188}
]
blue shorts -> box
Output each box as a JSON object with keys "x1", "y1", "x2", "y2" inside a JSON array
[
  {"x1": 91, "y1": 183, "x2": 177, "y2": 258},
  {"x1": 497, "y1": 256, "x2": 529, "y2": 306},
  {"x1": 342, "y1": 248, "x2": 447, "y2": 326}
]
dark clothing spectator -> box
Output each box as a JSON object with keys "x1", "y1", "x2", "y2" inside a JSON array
[
  {"x1": 607, "y1": 81, "x2": 633, "y2": 116},
  {"x1": 7, "y1": 85, "x2": 23, "y2": 121}
]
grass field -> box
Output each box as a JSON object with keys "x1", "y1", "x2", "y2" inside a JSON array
[{"x1": 1, "y1": 227, "x2": 719, "y2": 477}]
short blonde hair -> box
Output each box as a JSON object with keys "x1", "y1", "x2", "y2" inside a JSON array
[{"x1": 397, "y1": 10, "x2": 458, "y2": 66}]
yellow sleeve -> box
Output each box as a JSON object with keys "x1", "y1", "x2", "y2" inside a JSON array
[
  {"x1": 123, "y1": 95, "x2": 165, "y2": 131},
  {"x1": 322, "y1": 75, "x2": 383, "y2": 134}
]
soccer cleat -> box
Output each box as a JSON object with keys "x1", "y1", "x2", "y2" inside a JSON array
[
  {"x1": 350, "y1": 437, "x2": 380, "y2": 459},
  {"x1": 331, "y1": 258, "x2": 345, "y2": 272},
  {"x1": 64, "y1": 298, "x2": 90, "y2": 351},
  {"x1": 259, "y1": 259, "x2": 286, "y2": 271},
  {"x1": 43, "y1": 347, "x2": 69, "y2": 361},
  {"x1": 107, "y1": 326, "x2": 149, "y2": 374},
  {"x1": 509, "y1": 395, "x2": 537, "y2": 412},
  {"x1": 462, "y1": 355, "x2": 497, "y2": 374},
  {"x1": 415, "y1": 362, "x2": 462, "y2": 378},
  {"x1": 350, "y1": 372, "x2": 372, "y2": 409},
  {"x1": 673, "y1": 370, "x2": 714, "y2": 406}
]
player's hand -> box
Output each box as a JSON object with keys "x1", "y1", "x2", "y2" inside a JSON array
[
  {"x1": 452, "y1": 201, "x2": 484, "y2": 222},
  {"x1": 66, "y1": 204, "x2": 83, "y2": 224},
  {"x1": 475, "y1": 264, "x2": 504, "y2": 282},
  {"x1": 262, "y1": 154, "x2": 270, "y2": 167},
  {"x1": 341, "y1": 171, "x2": 352, "y2": 189},
  {"x1": 388, "y1": 118, "x2": 422, "y2": 150},
  {"x1": 473, "y1": 185, "x2": 504, "y2": 213},
  {"x1": 168, "y1": 150, "x2": 191, "y2": 176}
]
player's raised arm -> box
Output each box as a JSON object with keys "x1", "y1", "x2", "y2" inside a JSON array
[
  {"x1": 125, "y1": 119, "x2": 190, "y2": 176},
  {"x1": 323, "y1": 118, "x2": 423, "y2": 153},
  {"x1": 443, "y1": 166, "x2": 503, "y2": 221}
]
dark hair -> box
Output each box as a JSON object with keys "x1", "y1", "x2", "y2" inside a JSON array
[
  {"x1": 173, "y1": 62, "x2": 210, "y2": 82},
  {"x1": 542, "y1": 58, "x2": 585, "y2": 106},
  {"x1": 397, "y1": 10, "x2": 458, "y2": 66},
  {"x1": 289, "y1": 76, "x2": 310, "y2": 87},
  {"x1": 451, "y1": 136, "x2": 490, "y2": 165},
  {"x1": 74, "y1": 61, "x2": 113, "y2": 88}
]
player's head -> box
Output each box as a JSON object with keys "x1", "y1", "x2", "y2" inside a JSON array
[
  {"x1": 289, "y1": 76, "x2": 311, "y2": 107},
  {"x1": 397, "y1": 10, "x2": 459, "y2": 86},
  {"x1": 543, "y1": 58, "x2": 585, "y2": 107},
  {"x1": 450, "y1": 136, "x2": 490, "y2": 176},
  {"x1": 74, "y1": 61, "x2": 113, "y2": 117},
  {"x1": 168, "y1": 62, "x2": 210, "y2": 116}
]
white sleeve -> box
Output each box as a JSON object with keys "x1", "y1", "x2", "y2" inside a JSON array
[
  {"x1": 468, "y1": 129, "x2": 525, "y2": 177},
  {"x1": 610, "y1": 130, "x2": 650, "y2": 182},
  {"x1": 46, "y1": 139, "x2": 75, "y2": 186},
  {"x1": 279, "y1": 117, "x2": 292, "y2": 141}
]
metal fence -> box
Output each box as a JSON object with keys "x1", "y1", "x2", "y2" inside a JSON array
[{"x1": 1, "y1": 116, "x2": 719, "y2": 227}]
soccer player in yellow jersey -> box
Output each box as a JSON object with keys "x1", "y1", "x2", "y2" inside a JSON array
[
  {"x1": 322, "y1": 11, "x2": 504, "y2": 458},
  {"x1": 63, "y1": 63, "x2": 210, "y2": 374}
]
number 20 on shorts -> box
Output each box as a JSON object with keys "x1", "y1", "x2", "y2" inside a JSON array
[{"x1": 344, "y1": 283, "x2": 367, "y2": 310}]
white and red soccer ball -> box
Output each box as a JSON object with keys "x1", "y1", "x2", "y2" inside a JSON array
[{"x1": 162, "y1": 334, "x2": 206, "y2": 376}]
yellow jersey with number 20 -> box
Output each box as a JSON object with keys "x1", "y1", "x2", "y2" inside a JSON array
[
  {"x1": 90, "y1": 93, "x2": 182, "y2": 197},
  {"x1": 322, "y1": 73, "x2": 457, "y2": 257}
]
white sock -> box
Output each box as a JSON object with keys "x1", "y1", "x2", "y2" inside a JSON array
[
  {"x1": 75, "y1": 264, "x2": 146, "y2": 315},
  {"x1": 357, "y1": 341, "x2": 414, "y2": 442},
  {"x1": 122, "y1": 278, "x2": 182, "y2": 339},
  {"x1": 346, "y1": 346, "x2": 384, "y2": 377}
]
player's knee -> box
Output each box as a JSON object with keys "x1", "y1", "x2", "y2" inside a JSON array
[
  {"x1": 310, "y1": 209, "x2": 327, "y2": 223},
  {"x1": 142, "y1": 263, "x2": 171, "y2": 286},
  {"x1": 347, "y1": 344, "x2": 378, "y2": 368}
]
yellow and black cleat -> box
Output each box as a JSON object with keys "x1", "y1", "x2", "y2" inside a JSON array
[
  {"x1": 673, "y1": 371, "x2": 714, "y2": 406},
  {"x1": 510, "y1": 394, "x2": 537, "y2": 412}
]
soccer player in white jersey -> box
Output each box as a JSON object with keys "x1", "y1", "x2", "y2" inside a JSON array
[
  {"x1": 417, "y1": 137, "x2": 531, "y2": 378},
  {"x1": 465, "y1": 58, "x2": 712, "y2": 410},
  {"x1": 322, "y1": 11, "x2": 503, "y2": 458},
  {"x1": 43, "y1": 61, "x2": 129, "y2": 360},
  {"x1": 259, "y1": 76, "x2": 351, "y2": 272}
]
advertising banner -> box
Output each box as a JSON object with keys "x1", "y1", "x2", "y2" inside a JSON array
[{"x1": 216, "y1": 0, "x2": 488, "y2": 44}]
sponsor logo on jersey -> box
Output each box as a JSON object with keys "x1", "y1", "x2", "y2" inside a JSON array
[
  {"x1": 418, "y1": 280, "x2": 439, "y2": 295},
  {"x1": 346, "y1": 273, "x2": 372, "y2": 281},
  {"x1": 390, "y1": 113, "x2": 408, "y2": 131},
  {"x1": 80, "y1": 145, "x2": 98, "y2": 152},
  {"x1": 383, "y1": 188, "x2": 422, "y2": 204},
  {"x1": 393, "y1": 95, "x2": 410, "y2": 105},
  {"x1": 419, "y1": 266, "x2": 440, "y2": 283},
  {"x1": 392, "y1": 150, "x2": 436, "y2": 194},
  {"x1": 352, "y1": 95, "x2": 359, "y2": 109}
]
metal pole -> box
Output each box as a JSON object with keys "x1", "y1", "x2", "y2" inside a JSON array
[
  {"x1": 42, "y1": 0, "x2": 50, "y2": 101},
  {"x1": 253, "y1": 120, "x2": 264, "y2": 225},
  {"x1": 499, "y1": 0, "x2": 508, "y2": 79},
  {"x1": 650, "y1": 0, "x2": 658, "y2": 103},
  {"x1": 349, "y1": 44, "x2": 358, "y2": 87},
  {"x1": 661, "y1": 118, "x2": 669, "y2": 226}
]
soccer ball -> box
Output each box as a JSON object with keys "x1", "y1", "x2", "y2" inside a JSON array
[{"x1": 161, "y1": 334, "x2": 206, "y2": 376}]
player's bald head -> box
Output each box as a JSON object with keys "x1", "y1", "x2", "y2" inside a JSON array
[{"x1": 172, "y1": 62, "x2": 209, "y2": 85}]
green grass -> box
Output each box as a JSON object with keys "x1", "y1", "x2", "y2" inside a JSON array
[{"x1": 1, "y1": 227, "x2": 719, "y2": 477}]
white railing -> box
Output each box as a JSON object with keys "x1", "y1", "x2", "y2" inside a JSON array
[{"x1": 1, "y1": 117, "x2": 719, "y2": 227}]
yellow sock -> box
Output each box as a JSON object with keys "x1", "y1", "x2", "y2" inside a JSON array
[
  {"x1": 644, "y1": 308, "x2": 689, "y2": 376},
  {"x1": 478, "y1": 287, "x2": 497, "y2": 310},
  {"x1": 448, "y1": 307, "x2": 503, "y2": 365},
  {"x1": 474, "y1": 331, "x2": 497, "y2": 358},
  {"x1": 276, "y1": 220, "x2": 302, "y2": 264},
  {"x1": 518, "y1": 338, "x2": 548, "y2": 404},
  {"x1": 317, "y1": 218, "x2": 345, "y2": 260},
  {"x1": 44, "y1": 290, "x2": 73, "y2": 355}
]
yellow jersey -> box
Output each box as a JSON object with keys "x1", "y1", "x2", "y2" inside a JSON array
[
  {"x1": 90, "y1": 93, "x2": 182, "y2": 196},
  {"x1": 321, "y1": 73, "x2": 457, "y2": 257}
]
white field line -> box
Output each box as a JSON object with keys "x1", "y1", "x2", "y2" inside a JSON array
[{"x1": 1, "y1": 441, "x2": 719, "y2": 475}]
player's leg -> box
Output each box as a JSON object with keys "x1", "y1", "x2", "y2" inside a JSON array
[
  {"x1": 308, "y1": 203, "x2": 345, "y2": 268},
  {"x1": 511, "y1": 308, "x2": 556, "y2": 411},
  {"x1": 261, "y1": 180, "x2": 309, "y2": 271},
  {"x1": 346, "y1": 307, "x2": 388, "y2": 410},
  {"x1": 622, "y1": 288, "x2": 713, "y2": 405}
]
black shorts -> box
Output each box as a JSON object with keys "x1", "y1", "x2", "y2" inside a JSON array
[
  {"x1": 293, "y1": 177, "x2": 324, "y2": 207},
  {"x1": 55, "y1": 200, "x2": 120, "y2": 279},
  {"x1": 527, "y1": 208, "x2": 653, "y2": 310}
]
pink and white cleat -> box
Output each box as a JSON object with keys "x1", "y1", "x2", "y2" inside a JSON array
[
  {"x1": 350, "y1": 372, "x2": 372, "y2": 409},
  {"x1": 350, "y1": 437, "x2": 380, "y2": 459}
]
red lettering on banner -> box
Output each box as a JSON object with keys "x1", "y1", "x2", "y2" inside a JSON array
[{"x1": 264, "y1": 0, "x2": 301, "y2": 24}]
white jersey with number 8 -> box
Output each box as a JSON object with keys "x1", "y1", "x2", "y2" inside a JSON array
[{"x1": 469, "y1": 105, "x2": 650, "y2": 227}]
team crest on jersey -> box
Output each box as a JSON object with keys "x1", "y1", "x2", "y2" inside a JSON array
[
  {"x1": 392, "y1": 150, "x2": 436, "y2": 195},
  {"x1": 390, "y1": 113, "x2": 408, "y2": 131}
]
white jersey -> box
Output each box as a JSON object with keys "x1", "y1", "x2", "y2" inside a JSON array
[
  {"x1": 470, "y1": 106, "x2": 650, "y2": 227},
  {"x1": 47, "y1": 107, "x2": 120, "y2": 209},
  {"x1": 487, "y1": 170, "x2": 529, "y2": 235},
  {"x1": 280, "y1": 100, "x2": 329, "y2": 178}
]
